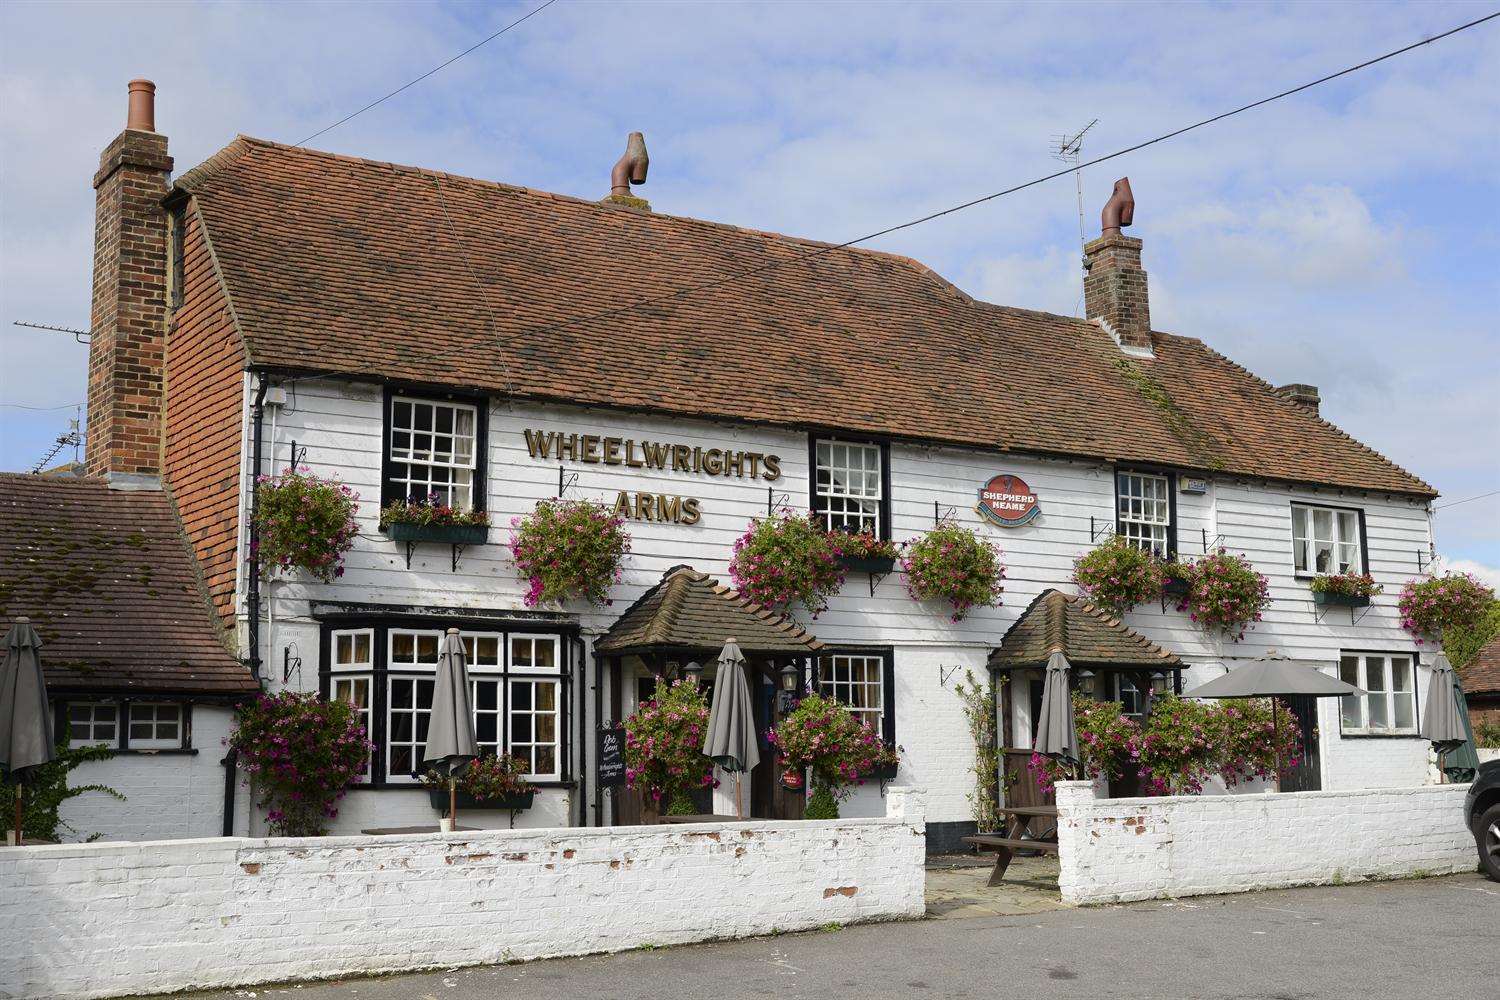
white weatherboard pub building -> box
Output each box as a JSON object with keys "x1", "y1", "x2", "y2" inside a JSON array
[{"x1": 65, "y1": 83, "x2": 1441, "y2": 847}]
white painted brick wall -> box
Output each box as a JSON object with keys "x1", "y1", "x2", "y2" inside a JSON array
[
  {"x1": 0, "y1": 788, "x2": 926, "y2": 1000},
  {"x1": 1054, "y1": 779, "x2": 1475, "y2": 905},
  {"x1": 56, "y1": 706, "x2": 249, "y2": 842}
]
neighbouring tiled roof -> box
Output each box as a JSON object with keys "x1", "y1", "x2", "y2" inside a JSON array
[
  {"x1": 595, "y1": 565, "x2": 824, "y2": 655},
  {"x1": 987, "y1": 589, "x2": 1182, "y2": 671},
  {"x1": 1460, "y1": 635, "x2": 1500, "y2": 697},
  {"x1": 175, "y1": 136, "x2": 1433, "y2": 497},
  {"x1": 0, "y1": 474, "x2": 256, "y2": 697}
]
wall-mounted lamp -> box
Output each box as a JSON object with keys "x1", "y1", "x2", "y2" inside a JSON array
[
  {"x1": 778, "y1": 662, "x2": 800, "y2": 713},
  {"x1": 683, "y1": 661, "x2": 703, "y2": 685}
]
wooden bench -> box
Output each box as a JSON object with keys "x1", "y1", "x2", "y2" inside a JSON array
[{"x1": 963, "y1": 805, "x2": 1059, "y2": 886}]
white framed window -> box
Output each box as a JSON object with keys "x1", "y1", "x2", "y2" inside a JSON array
[
  {"x1": 508, "y1": 678, "x2": 560, "y2": 779},
  {"x1": 331, "y1": 629, "x2": 373, "y2": 671},
  {"x1": 818, "y1": 654, "x2": 885, "y2": 733},
  {"x1": 1339, "y1": 653, "x2": 1416, "y2": 735},
  {"x1": 127, "y1": 702, "x2": 183, "y2": 750},
  {"x1": 331, "y1": 676, "x2": 373, "y2": 780},
  {"x1": 1117, "y1": 471, "x2": 1171, "y2": 555},
  {"x1": 388, "y1": 396, "x2": 478, "y2": 511},
  {"x1": 1292, "y1": 504, "x2": 1362, "y2": 576},
  {"x1": 377, "y1": 628, "x2": 564, "y2": 782},
  {"x1": 1111, "y1": 674, "x2": 1170, "y2": 721},
  {"x1": 67, "y1": 702, "x2": 119, "y2": 748},
  {"x1": 814, "y1": 439, "x2": 884, "y2": 536}
]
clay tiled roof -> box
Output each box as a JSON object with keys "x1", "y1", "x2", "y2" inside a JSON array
[
  {"x1": 0, "y1": 474, "x2": 256, "y2": 697},
  {"x1": 988, "y1": 589, "x2": 1182, "y2": 671},
  {"x1": 595, "y1": 566, "x2": 824, "y2": 656},
  {"x1": 1460, "y1": 635, "x2": 1500, "y2": 697},
  {"x1": 175, "y1": 136, "x2": 1432, "y2": 497}
]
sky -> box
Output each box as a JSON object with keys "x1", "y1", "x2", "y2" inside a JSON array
[{"x1": 1, "y1": 1, "x2": 1496, "y2": 581}]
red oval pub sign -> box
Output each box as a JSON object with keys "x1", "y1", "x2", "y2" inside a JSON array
[{"x1": 977, "y1": 474, "x2": 1040, "y2": 528}]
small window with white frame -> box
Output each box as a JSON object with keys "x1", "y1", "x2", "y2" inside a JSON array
[
  {"x1": 813, "y1": 439, "x2": 885, "y2": 537},
  {"x1": 1339, "y1": 653, "x2": 1416, "y2": 735},
  {"x1": 67, "y1": 702, "x2": 120, "y2": 748},
  {"x1": 329, "y1": 629, "x2": 375, "y2": 781},
  {"x1": 1116, "y1": 471, "x2": 1171, "y2": 555},
  {"x1": 817, "y1": 653, "x2": 886, "y2": 734},
  {"x1": 127, "y1": 702, "x2": 183, "y2": 750},
  {"x1": 387, "y1": 395, "x2": 479, "y2": 511},
  {"x1": 1291, "y1": 504, "x2": 1363, "y2": 576}
]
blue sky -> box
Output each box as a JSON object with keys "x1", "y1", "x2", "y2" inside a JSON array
[{"x1": 1, "y1": 1, "x2": 1496, "y2": 579}]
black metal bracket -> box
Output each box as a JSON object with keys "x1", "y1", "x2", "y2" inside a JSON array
[
  {"x1": 939, "y1": 664, "x2": 961, "y2": 687},
  {"x1": 1090, "y1": 516, "x2": 1117, "y2": 543},
  {"x1": 866, "y1": 571, "x2": 889, "y2": 597},
  {"x1": 1199, "y1": 529, "x2": 1224, "y2": 553},
  {"x1": 400, "y1": 540, "x2": 471, "y2": 572},
  {"x1": 1416, "y1": 549, "x2": 1429, "y2": 573},
  {"x1": 768, "y1": 487, "x2": 791, "y2": 516},
  {"x1": 934, "y1": 500, "x2": 958, "y2": 525},
  {"x1": 558, "y1": 466, "x2": 578, "y2": 498},
  {"x1": 452, "y1": 544, "x2": 468, "y2": 573},
  {"x1": 282, "y1": 642, "x2": 303, "y2": 684},
  {"x1": 1310, "y1": 600, "x2": 1371, "y2": 627},
  {"x1": 288, "y1": 439, "x2": 307, "y2": 469}
]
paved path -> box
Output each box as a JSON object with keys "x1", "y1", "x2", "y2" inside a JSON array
[{"x1": 159, "y1": 873, "x2": 1496, "y2": 1000}]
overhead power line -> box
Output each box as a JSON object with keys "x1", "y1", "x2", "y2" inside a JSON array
[
  {"x1": 0, "y1": 401, "x2": 82, "y2": 411},
  {"x1": 294, "y1": 0, "x2": 559, "y2": 147},
  {"x1": 274, "y1": 10, "x2": 1497, "y2": 388},
  {"x1": 1433, "y1": 489, "x2": 1500, "y2": 511}
]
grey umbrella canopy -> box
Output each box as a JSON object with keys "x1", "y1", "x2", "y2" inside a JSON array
[
  {"x1": 422, "y1": 629, "x2": 478, "y2": 824},
  {"x1": 2, "y1": 617, "x2": 56, "y2": 843},
  {"x1": 704, "y1": 639, "x2": 759, "y2": 819},
  {"x1": 1423, "y1": 653, "x2": 1478, "y2": 782},
  {"x1": 1184, "y1": 657, "x2": 1362, "y2": 791},
  {"x1": 1033, "y1": 650, "x2": 1079, "y2": 764}
]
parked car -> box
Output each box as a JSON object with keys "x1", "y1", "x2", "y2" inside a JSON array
[{"x1": 1465, "y1": 759, "x2": 1500, "y2": 882}]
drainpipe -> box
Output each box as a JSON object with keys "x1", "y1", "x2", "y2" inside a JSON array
[
  {"x1": 574, "y1": 636, "x2": 588, "y2": 827},
  {"x1": 220, "y1": 747, "x2": 238, "y2": 836},
  {"x1": 246, "y1": 376, "x2": 270, "y2": 681}
]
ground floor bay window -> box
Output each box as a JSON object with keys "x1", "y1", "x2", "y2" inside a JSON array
[{"x1": 322, "y1": 620, "x2": 572, "y2": 786}]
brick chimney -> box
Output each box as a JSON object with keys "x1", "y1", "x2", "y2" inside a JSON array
[
  {"x1": 85, "y1": 79, "x2": 173, "y2": 480},
  {"x1": 1083, "y1": 177, "x2": 1152, "y2": 354},
  {"x1": 1278, "y1": 383, "x2": 1320, "y2": 414}
]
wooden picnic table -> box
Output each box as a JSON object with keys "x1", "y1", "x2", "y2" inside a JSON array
[{"x1": 962, "y1": 805, "x2": 1059, "y2": 886}]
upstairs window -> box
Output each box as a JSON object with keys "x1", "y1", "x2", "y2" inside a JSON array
[
  {"x1": 386, "y1": 395, "x2": 481, "y2": 511},
  {"x1": 813, "y1": 439, "x2": 887, "y2": 538},
  {"x1": 67, "y1": 702, "x2": 119, "y2": 748},
  {"x1": 1116, "y1": 471, "x2": 1172, "y2": 556},
  {"x1": 1292, "y1": 504, "x2": 1363, "y2": 576},
  {"x1": 127, "y1": 702, "x2": 184, "y2": 750},
  {"x1": 1339, "y1": 653, "x2": 1416, "y2": 735}
]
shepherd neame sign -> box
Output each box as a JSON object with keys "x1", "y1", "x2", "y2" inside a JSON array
[{"x1": 522, "y1": 429, "x2": 783, "y2": 525}]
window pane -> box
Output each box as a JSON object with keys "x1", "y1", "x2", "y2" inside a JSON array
[{"x1": 1340, "y1": 656, "x2": 1364, "y2": 730}]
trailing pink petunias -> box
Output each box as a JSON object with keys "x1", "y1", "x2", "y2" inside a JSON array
[
  {"x1": 509, "y1": 498, "x2": 630, "y2": 607},
  {"x1": 1397, "y1": 572, "x2": 1494, "y2": 643}
]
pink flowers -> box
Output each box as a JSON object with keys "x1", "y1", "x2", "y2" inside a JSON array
[
  {"x1": 1182, "y1": 549, "x2": 1269, "y2": 642},
  {"x1": 1073, "y1": 535, "x2": 1161, "y2": 614},
  {"x1": 729, "y1": 512, "x2": 844, "y2": 617},
  {"x1": 623, "y1": 677, "x2": 714, "y2": 814},
  {"x1": 253, "y1": 468, "x2": 361, "y2": 583},
  {"x1": 901, "y1": 520, "x2": 1004, "y2": 621},
  {"x1": 1397, "y1": 572, "x2": 1493, "y2": 642},
  {"x1": 769, "y1": 693, "x2": 901, "y2": 808},
  {"x1": 509, "y1": 498, "x2": 631, "y2": 607},
  {"x1": 380, "y1": 493, "x2": 490, "y2": 529}
]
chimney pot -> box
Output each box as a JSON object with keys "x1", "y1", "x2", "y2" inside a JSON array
[{"x1": 126, "y1": 79, "x2": 156, "y2": 132}]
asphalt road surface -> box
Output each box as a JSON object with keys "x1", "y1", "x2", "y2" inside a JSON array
[{"x1": 158, "y1": 873, "x2": 1497, "y2": 1000}]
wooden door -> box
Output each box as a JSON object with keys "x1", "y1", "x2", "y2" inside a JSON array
[{"x1": 1280, "y1": 695, "x2": 1322, "y2": 792}]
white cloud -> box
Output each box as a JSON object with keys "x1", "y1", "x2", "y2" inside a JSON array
[{"x1": 1433, "y1": 557, "x2": 1500, "y2": 592}]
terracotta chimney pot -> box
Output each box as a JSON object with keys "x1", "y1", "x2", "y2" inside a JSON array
[{"x1": 127, "y1": 79, "x2": 156, "y2": 132}]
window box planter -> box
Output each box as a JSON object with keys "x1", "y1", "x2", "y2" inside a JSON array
[
  {"x1": 427, "y1": 787, "x2": 534, "y2": 813},
  {"x1": 1161, "y1": 577, "x2": 1192, "y2": 598},
  {"x1": 838, "y1": 554, "x2": 896, "y2": 575},
  {"x1": 385, "y1": 522, "x2": 489, "y2": 546},
  {"x1": 870, "y1": 760, "x2": 899, "y2": 781},
  {"x1": 1311, "y1": 589, "x2": 1371, "y2": 609}
]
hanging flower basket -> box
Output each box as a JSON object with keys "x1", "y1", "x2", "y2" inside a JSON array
[
  {"x1": 1397, "y1": 572, "x2": 1495, "y2": 642},
  {"x1": 900, "y1": 520, "x2": 1005, "y2": 621},
  {"x1": 729, "y1": 512, "x2": 844, "y2": 617},
  {"x1": 1072, "y1": 534, "x2": 1163, "y2": 615},
  {"x1": 1184, "y1": 549, "x2": 1269, "y2": 642},
  {"x1": 252, "y1": 467, "x2": 361, "y2": 582},
  {"x1": 1159, "y1": 560, "x2": 1195, "y2": 600},
  {"x1": 767, "y1": 693, "x2": 902, "y2": 818},
  {"x1": 509, "y1": 498, "x2": 630, "y2": 607},
  {"x1": 623, "y1": 678, "x2": 716, "y2": 814}
]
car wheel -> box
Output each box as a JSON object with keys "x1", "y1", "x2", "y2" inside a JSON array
[{"x1": 1479, "y1": 804, "x2": 1500, "y2": 883}]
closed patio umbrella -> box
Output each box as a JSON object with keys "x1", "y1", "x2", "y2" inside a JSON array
[
  {"x1": 1423, "y1": 653, "x2": 1479, "y2": 783},
  {"x1": 422, "y1": 628, "x2": 477, "y2": 828},
  {"x1": 1184, "y1": 657, "x2": 1361, "y2": 791},
  {"x1": 1033, "y1": 650, "x2": 1079, "y2": 770},
  {"x1": 2, "y1": 617, "x2": 55, "y2": 844},
  {"x1": 703, "y1": 639, "x2": 759, "y2": 819}
]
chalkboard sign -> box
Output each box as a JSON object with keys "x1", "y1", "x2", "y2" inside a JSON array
[{"x1": 597, "y1": 726, "x2": 627, "y2": 787}]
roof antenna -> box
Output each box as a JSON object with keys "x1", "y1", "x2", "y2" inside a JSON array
[{"x1": 1053, "y1": 119, "x2": 1097, "y2": 316}]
